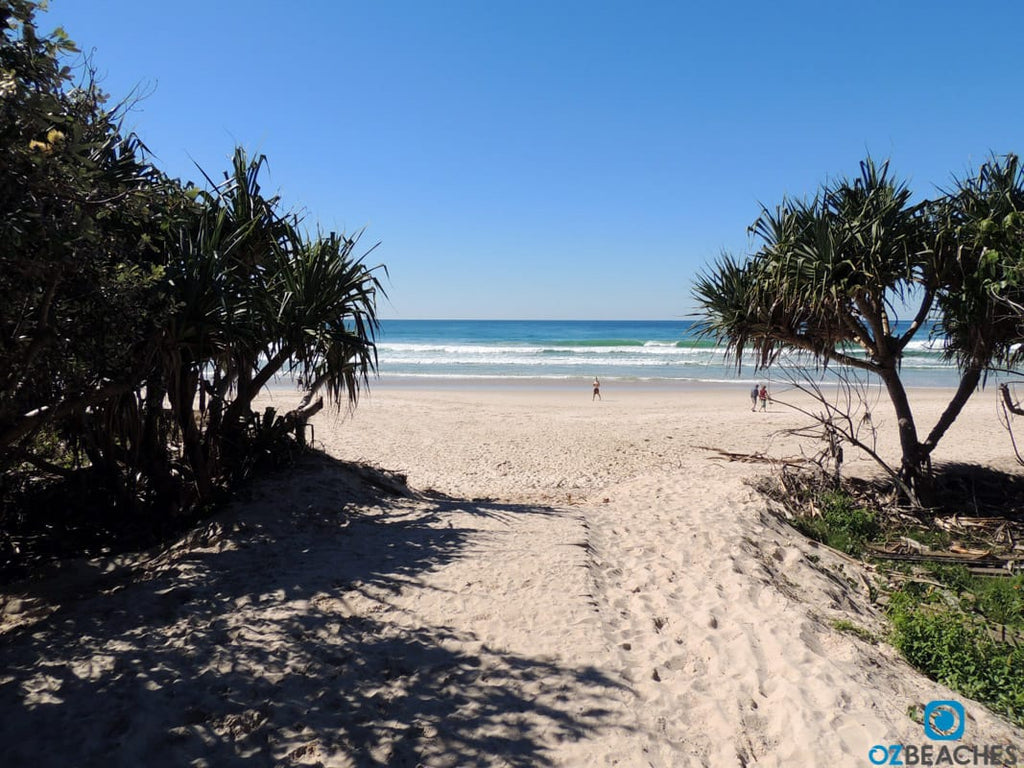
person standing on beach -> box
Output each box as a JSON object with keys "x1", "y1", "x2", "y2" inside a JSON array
[
  {"x1": 593, "y1": 377, "x2": 601, "y2": 401},
  {"x1": 750, "y1": 384, "x2": 759, "y2": 412},
  {"x1": 759, "y1": 384, "x2": 769, "y2": 412}
]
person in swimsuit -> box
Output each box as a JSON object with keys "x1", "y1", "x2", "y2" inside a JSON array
[{"x1": 593, "y1": 377, "x2": 601, "y2": 401}]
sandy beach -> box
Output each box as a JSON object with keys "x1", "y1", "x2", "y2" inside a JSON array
[{"x1": 2, "y1": 381, "x2": 1022, "y2": 766}]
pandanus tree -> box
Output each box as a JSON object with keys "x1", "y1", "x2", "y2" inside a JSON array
[
  {"x1": 147, "y1": 148, "x2": 385, "y2": 507},
  {"x1": 693, "y1": 155, "x2": 1024, "y2": 503}
]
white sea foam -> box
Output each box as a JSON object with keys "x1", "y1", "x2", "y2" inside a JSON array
[
  {"x1": 372, "y1": 321, "x2": 961, "y2": 386},
  {"x1": 904, "y1": 339, "x2": 945, "y2": 352},
  {"x1": 378, "y1": 343, "x2": 718, "y2": 362}
]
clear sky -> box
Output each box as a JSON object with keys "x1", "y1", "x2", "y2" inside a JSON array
[{"x1": 41, "y1": 1, "x2": 1024, "y2": 320}]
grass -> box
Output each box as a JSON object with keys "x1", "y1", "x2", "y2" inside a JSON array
[
  {"x1": 830, "y1": 618, "x2": 879, "y2": 644},
  {"x1": 972, "y1": 573, "x2": 1024, "y2": 631},
  {"x1": 901, "y1": 527, "x2": 953, "y2": 550}
]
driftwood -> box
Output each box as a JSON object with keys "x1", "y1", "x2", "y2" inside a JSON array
[{"x1": 699, "y1": 446, "x2": 809, "y2": 468}]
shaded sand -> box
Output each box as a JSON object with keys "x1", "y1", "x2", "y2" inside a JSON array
[{"x1": 2, "y1": 382, "x2": 1023, "y2": 766}]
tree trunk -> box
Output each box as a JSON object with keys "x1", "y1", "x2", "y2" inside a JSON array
[
  {"x1": 0, "y1": 379, "x2": 131, "y2": 449},
  {"x1": 218, "y1": 347, "x2": 294, "y2": 472},
  {"x1": 139, "y1": 377, "x2": 181, "y2": 516},
  {"x1": 283, "y1": 396, "x2": 323, "y2": 447},
  {"x1": 922, "y1": 364, "x2": 983, "y2": 457},
  {"x1": 1000, "y1": 383, "x2": 1024, "y2": 416},
  {"x1": 171, "y1": 367, "x2": 212, "y2": 503},
  {"x1": 877, "y1": 365, "x2": 928, "y2": 505}
]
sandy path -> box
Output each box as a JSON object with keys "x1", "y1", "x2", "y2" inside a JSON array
[
  {"x1": 1, "y1": 382, "x2": 1021, "y2": 766},
  {"x1": 587, "y1": 464, "x2": 948, "y2": 766},
  {"x1": 317, "y1": 384, "x2": 1024, "y2": 765}
]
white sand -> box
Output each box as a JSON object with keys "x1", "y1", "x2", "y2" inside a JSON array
[{"x1": 1, "y1": 381, "x2": 1022, "y2": 766}]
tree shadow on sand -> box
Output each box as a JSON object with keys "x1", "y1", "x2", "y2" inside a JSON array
[{"x1": 0, "y1": 454, "x2": 632, "y2": 767}]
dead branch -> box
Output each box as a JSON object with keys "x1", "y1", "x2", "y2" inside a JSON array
[
  {"x1": 697, "y1": 446, "x2": 809, "y2": 467},
  {"x1": 768, "y1": 366, "x2": 921, "y2": 506}
]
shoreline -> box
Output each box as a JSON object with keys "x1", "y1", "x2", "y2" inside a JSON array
[
  {"x1": 268, "y1": 372, "x2": 966, "y2": 394},
  {"x1": 368, "y1": 319, "x2": 966, "y2": 389}
]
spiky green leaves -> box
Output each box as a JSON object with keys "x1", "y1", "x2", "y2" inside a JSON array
[
  {"x1": 694, "y1": 158, "x2": 930, "y2": 372},
  {"x1": 931, "y1": 153, "x2": 1024, "y2": 371}
]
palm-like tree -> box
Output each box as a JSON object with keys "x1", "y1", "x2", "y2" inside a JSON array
[
  {"x1": 933, "y1": 154, "x2": 1024, "y2": 373},
  {"x1": 148, "y1": 148, "x2": 384, "y2": 506},
  {"x1": 694, "y1": 155, "x2": 1024, "y2": 501},
  {"x1": 267, "y1": 229, "x2": 384, "y2": 408}
]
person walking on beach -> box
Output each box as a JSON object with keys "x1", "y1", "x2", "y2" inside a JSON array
[
  {"x1": 592, "y1": 377, "x2": 601, "y2": 401},
  {"x1": 750, "y1": 384, "x2": 759, "y2": 412},
  {"x1": 759, "y1": 384, "x2": 769, "y2": 412}
]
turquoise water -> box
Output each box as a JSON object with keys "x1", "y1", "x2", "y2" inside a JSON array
[{"x1": 373, "y1": 319, "x2": 960, "y2": 386}]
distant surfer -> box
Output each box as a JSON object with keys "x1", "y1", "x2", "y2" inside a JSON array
[{"x1": 593, "y1": 377, "x2": 601, "y2": 401}]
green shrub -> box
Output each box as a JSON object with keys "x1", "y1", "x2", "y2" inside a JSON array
[
  {"x1": 923, "y1": 567, "x2": 1024, "y2": 631},
  {"x1": 887, "y1": 590, "x2": 1024, "y2": 725},
  {"x1": 925, "y1": 564, "x2": 974, "y2": 594},
  {"x1": 974, "y1": 574, "x2": 1024, "y2": 631},
  {"x1": 830, "y1": 619, "x2": 878, "y2": 644},
  {"x1": 793, "y1": 491, "x2": 880, "y2": 556},
  {"x1": 903, "y1": 527, "x2": 953, "y2": 550}
]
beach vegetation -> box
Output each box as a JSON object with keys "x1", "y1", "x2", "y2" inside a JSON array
[
  {"x1": 789, "y1": 489, "x2": 880, "y2": 557},
  {"x1": 887, "y1": 587, "x2": 1024, "y2": 726},
  {"x1": 1, "y1": 2, "x2": 385, "y2": 574},
  {"x1": 1, "y1": 1, "x2": 174, "y2": 464},
  {"x1": 901, "y1": 527, "x2": 953, "y2": 551},
  {"x1": 694, "y1": 155, "x2": 1024, "y2": 504},
  {"x1": 764, "y1": 466, "x2": 1024, "y2": 725},
  {"x1": 829, "y1": 618, "x2": 878, "y2": 644},
  {"x1": 138, "y1": 147, "x2": 384, "y2": 507}
]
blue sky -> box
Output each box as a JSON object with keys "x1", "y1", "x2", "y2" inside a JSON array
[{"x1": 43, "y1": 1, "x2": 1024, "y2": 320}]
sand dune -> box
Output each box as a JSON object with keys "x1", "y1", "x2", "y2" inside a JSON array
[{"x1": 1, "y1": 382, "x2": 1021, "y2": 766}]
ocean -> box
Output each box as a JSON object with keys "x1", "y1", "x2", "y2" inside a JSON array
[{"x1": 371, "y1": 319, "x2": 960, "y2": 387}]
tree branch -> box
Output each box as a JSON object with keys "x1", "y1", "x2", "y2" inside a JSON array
[
  {"x1": 780, "y1": 331, "x2": 879, "y2": 373},
  {"x1": 0, "y1": 380, "x2": 133, "y2": 449},
  {"x1": 248, "y1": 346, "x2": 293, "y2": 396},
  {"x1": 855, "y1": 295, "x2": 888, "y2": 361},
  {"x1": 895, "y1": 286, "x2": 935, "y2": 353},
  {"x1": 1000, "y1": 383, "x2": 1024, "y2": 416},
  {"x1": 1, "y1": 446, "x2": 78, "y2": 478},
  {"x1": 839, "y1": 310, "x2": 877, "y2": 358},
  {"x1": 774, "y1": 373, "x2": 920, "y2": 506},
  {"x1": 921, "y1": 364, "x2": 984, "y2": 455}
]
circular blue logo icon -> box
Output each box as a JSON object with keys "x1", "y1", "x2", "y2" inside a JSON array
[{"x1": 923, "y1": 700, "x2": 965, "y2": 741}]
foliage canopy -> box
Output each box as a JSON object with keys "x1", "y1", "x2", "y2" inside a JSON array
[
  {"x1": 694, "y1": 155, "x2": 1024, "y2": 498},
  {"x1": 1, "y1": 2, "x2": 386, "y2": 551}
]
